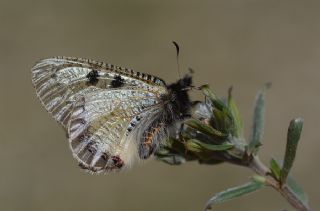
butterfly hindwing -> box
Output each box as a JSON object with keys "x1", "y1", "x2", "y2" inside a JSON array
[{"x1": 67, "y1": 88, "x2": 162, "y2": 172}]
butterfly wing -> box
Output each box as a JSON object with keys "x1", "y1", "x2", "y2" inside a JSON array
[
  {"x1": 31, "y1": 57, "x2": 166, "y2": 128},
  {"x1": 31, "y1": 57, "x2": 168, "y2": 173},
  {"x1": 68, "y1": 89, "x2": 162, "y2": 172}
]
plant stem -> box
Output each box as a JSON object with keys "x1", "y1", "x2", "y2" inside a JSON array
[
  {"x1": 249, "y1": 156, "x2": 311, "y2": 211},
  {"x1": 249, "y1": 156, "x2": 269, "y2": 175}
]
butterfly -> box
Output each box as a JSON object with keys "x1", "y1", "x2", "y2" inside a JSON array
[{"x1": 31, "y1": 56, "x2": 193, "y2": 173}]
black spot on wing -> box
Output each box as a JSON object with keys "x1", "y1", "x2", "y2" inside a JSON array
[
  {"x1": 110, "y1": 75, "x2": 125, "y2": 88},
  {"x1": 126, "y1": 115, "x2": 142, "y2": 134},
  {"x1": 86, "y1": 70, "x2": 99, "y2": 85},
  {"x1": 111, "y1": 156, "x2": 124, "y2": 169}
]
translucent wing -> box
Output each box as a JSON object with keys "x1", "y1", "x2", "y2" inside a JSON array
[
  {"x1": 68, "y1": 88, "x2": 162, "y2": 173},
  {"x1": 31, "y1": 57, "x2": 166, "y2": 128}
]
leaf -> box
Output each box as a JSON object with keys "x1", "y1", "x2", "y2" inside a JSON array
[
  {"x1": 247, "y1": 82, "x2": 271, "y2": 155},
  {"x1": 269, "y1": 158, "x2": 281, "y2": 181},
  {"x1": 281, "y1": 118, "x2": 304, "y2": 184},
  {"x1": 287, "y1": 175, "x2": 309, "y2": 207},
  {"x1": 156, "y1": 154, "x2": 186, "y2": 165},
  {"x1": 201, "y1": 85, "x2": 226, "y2": 111},
  {"x1": 211, "y1": 106, "x2": 234, "y2": 135},
  {"x1": 155, "y1": 139, "x2": 186, "y2": 165},
  {"x1": 211, "y1": 109, "x2": 226, "y2": 131},
  {"x1": 252, "y1": 175, "x2": 267, "y2": 184},
  {"x1": 227, "y1": 86, "x2": 243, "y2": 138},
  {"x1": 186, "y1": 139, "x2": 234, "y2": 153},
  {"x1": 268, "y1": 158, "x2": 309, "y2": 208},
  {"x1": 185, "y1": 119, "x2": 227, "y2": 138},
  {"x1": 155, "y1": 148, "x2": 171, "y2": 156},
  {"x1": 205, "y1": 180, "x2": 265, "y2": 211},
  {"x1": 201, "y1": 85, "x2": 238, "y2": 136}
]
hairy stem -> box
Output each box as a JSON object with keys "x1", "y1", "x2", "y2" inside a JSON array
[{"x1": 249, "y1": 156, "x2": 311, "y2": 211}]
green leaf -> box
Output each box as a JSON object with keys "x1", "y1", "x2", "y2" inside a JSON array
[
  {"x1": 211, "y1": 109, "x2": 225, "y2": 130},
  {"x1": 287, "y1": 175, "x2": 309, "y2": 207},
  {"x1": 201, "y1": 85, "x2": 226, "y2": 111},
  {"x1": 156, "y1": 154, "x2": 186, "y2": 165},
  {"x1": 268, "y1": 157, "x2": 309, "y2": 208},
  {"x1": 269, "y1": 158, "x2": 281, "y2": 181},
  {"x1": 211, "y1": 107, "x2": 234, "y2": 135},
  {"x1": 155, "y1": 148, "x2": 171, "y2": 156},
  {"x1": 185, "y1": 119, "x2": 227, "y2": 138},
  {"x1": 227, "y1": 86, "x2": 243, "y2": 138},
  {"x1": 281, "y1": 118, "x2": 304, "y2": 184},
  {"x1": 201, "y1": 85, "x2": 238, "y2": 135},
  {"x1": 186, "y1": 139, "x2": 233, "y2": 153},
  {"x1": 205, "y1": 180, "x2": 265, "y2": 211},
  {"x1": 247, "y1": 83, "x2": 271, "y2": 155},
  {"x1": 252, "y1": 175, "x2": 267, "y2": 184}
]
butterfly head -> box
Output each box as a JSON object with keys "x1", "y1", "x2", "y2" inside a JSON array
[{"x1": 166, "y1": 74, "x2": 193, "y2": 120}]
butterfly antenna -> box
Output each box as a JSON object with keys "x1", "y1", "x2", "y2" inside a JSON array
[{"x1": 172, "y1": 41, "x2": 181, "y2": 78}]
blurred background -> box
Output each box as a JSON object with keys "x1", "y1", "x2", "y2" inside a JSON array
[{"x1": 0, "y1": 0, "x2": 319, "y2": 210}]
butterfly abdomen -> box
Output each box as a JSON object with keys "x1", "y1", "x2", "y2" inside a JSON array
[
  {"x1": 139, "y1": 122, "x2": 166, "y2": 159},
  {"x1": 135, "y1": 74, "x2": 194, "y2": 160}
]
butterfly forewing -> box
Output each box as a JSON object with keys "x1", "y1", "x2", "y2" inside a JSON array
[
  {"x1": 31, "y1": 57, "x2": 167, "y2": 128},
  {"x1": 31, "y1": 57, "x2": 168, "y2": 172}
]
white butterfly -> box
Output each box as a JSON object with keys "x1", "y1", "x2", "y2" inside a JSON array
[{"x1": 31, "y1": 57, "x2": 193, "y2": 173}]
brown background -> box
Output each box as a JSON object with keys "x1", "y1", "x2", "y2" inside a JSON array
[{"x1": 0, "y1": 1, "x2": 319, "y2": 210}]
